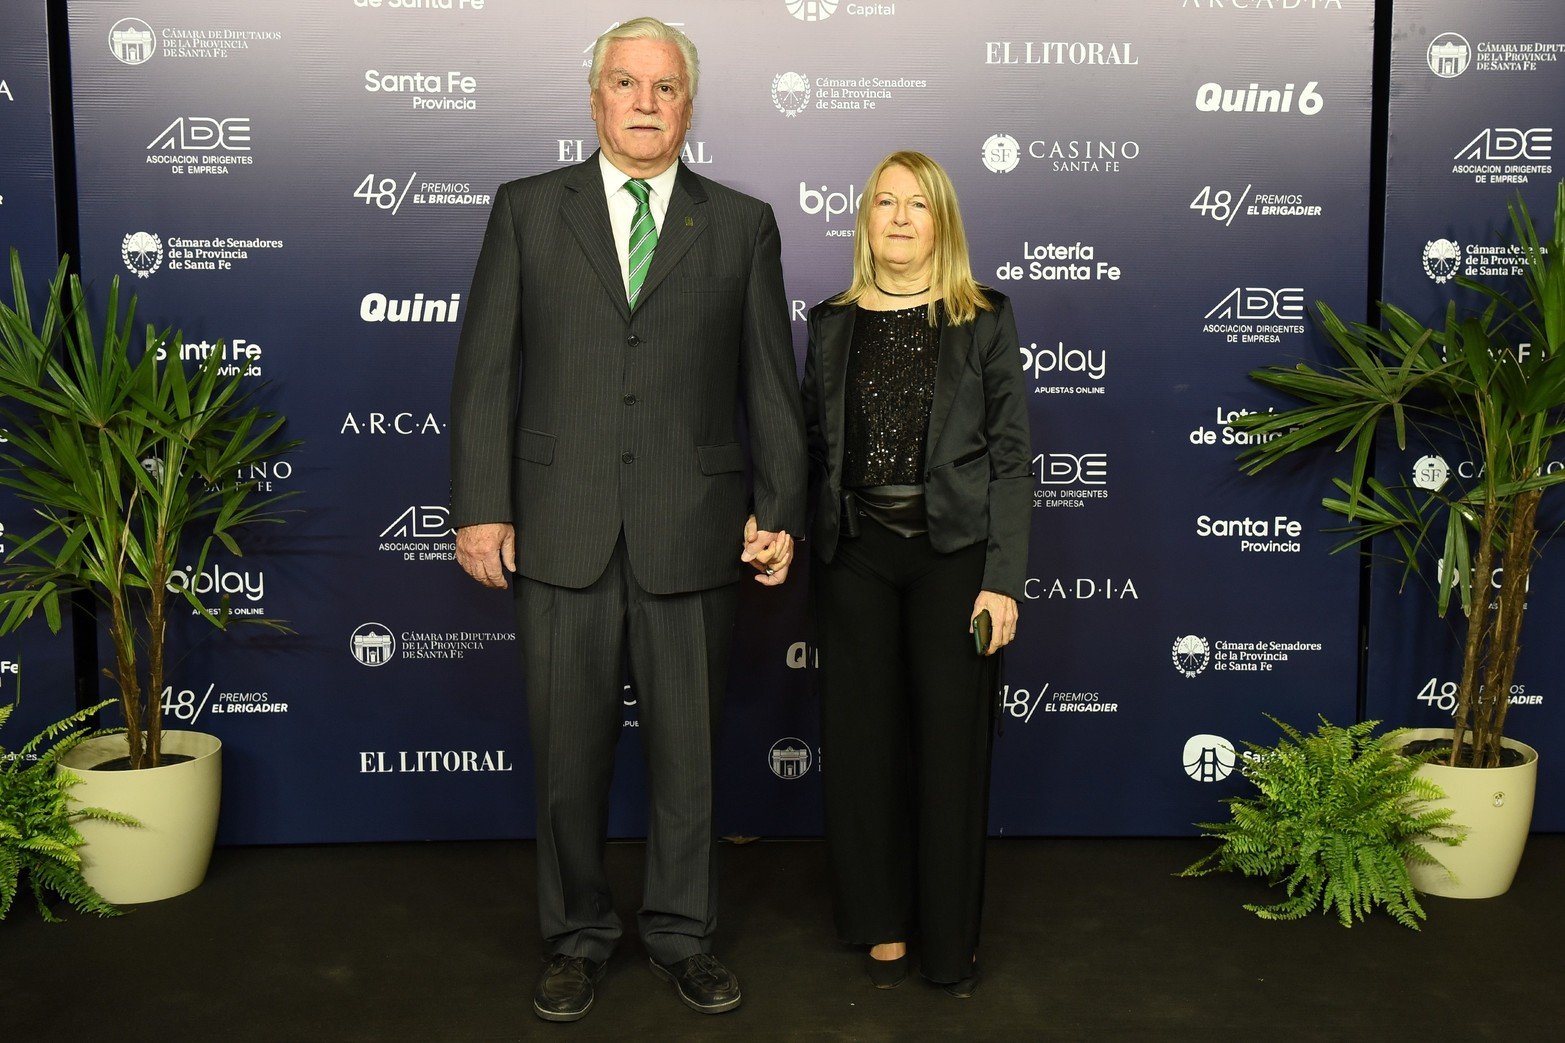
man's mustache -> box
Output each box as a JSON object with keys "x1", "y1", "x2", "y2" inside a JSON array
[{"x1": 623, "y1": 118, "x2": 668, "y2": 130}]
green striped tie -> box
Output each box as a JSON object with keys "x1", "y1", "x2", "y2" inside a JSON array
[{"x1": 625, "y1": 178, "x2": 657, "y2": 309}]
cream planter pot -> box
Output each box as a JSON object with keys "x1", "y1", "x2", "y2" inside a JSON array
[
  {"x1": 1403, "y1": 727, "x2": 1538, "y2": 900},
  {"x1": 57, "y1": 730, "x2": 222, "y2": 905}
]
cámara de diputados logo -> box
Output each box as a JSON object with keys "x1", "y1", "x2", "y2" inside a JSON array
[
  {"x1": 769, "y1": 737, "x2": 813, "y2": 779},
  {"x1": 1427, "y1": 32, "x2": 1472, "y2": 78},
  {"x1": 351, "y1": 622, "x2": 396, "y2": 667},
  {"x1": 109, "y1": 18, "x2": 156, "y2": 65}
]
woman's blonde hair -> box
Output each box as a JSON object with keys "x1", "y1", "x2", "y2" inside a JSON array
[{"x1": 830, "y1": 150, "x2": 993, "y2": 326}]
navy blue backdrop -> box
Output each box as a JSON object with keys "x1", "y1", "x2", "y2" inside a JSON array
[
  {"x1": 1370, "y1": 0, "x2": 1565, "y2": 829},
  {"x1": 0, "y1": 0, "x2": 78, "y2": 757},
  {"x1": 0, "y1": 0, "x2": 1550, "y2": 842}
]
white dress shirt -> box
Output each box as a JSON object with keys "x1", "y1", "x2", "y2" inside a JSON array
[{"x1": 599, "y1": 152, "x2": 678, "y2": 300}]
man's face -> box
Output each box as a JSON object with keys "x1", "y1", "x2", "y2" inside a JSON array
[{"x1": 591, "y1": 38, "x2": 693, "y2": 178}]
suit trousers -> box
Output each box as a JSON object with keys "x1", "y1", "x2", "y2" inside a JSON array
[
  {"x1": 814, "y1": 517, "x2": 996, "y2": 984},
  {"x1": 514, "y1": 535, "x2": 738, "y2": 965}
]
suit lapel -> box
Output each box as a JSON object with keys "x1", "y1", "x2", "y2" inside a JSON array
[
  {"x1": 925, "y1": 314, "x2": 974, "y2": 454},
  {"x1": 633, "y1": 163, "x2": 708, "y2": 309},
  {"x1": 561, "y1": 154, "x2": 631, "y2": 323}
]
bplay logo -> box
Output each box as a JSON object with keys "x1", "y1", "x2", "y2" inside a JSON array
[
  {"x1": 1423, "y1": 238, "x2": 1462, "y2": 283},
  {"x1": 799, "y1": 182, "x2": 860, "y2": 237},
  {"x1": 1183, "y1": 734, "x2": 1236, "y2": 782},
  {"x1": 769, "y1": 737, "x2": 813, "y2": 779},
  {"x1": 1428, "y1": 32, "x2": 1471, "y2": 78},
  {"x1": 110, "y1": 18, "x2": 156, "y2": 65},
  {"x1": 772, "y1": 72, "x2": 811, "y2": 117},
  {"x1": 351, "y1": 623, "x2": 396, "y2": 667}
]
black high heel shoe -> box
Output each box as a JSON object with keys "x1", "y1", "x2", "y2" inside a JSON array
[
  {"x1": 866, "y1": 952, "x2": 911, "y2": 989},
  {"x1": 940, "y1": 962, "x2": 981, "y2": 998}
]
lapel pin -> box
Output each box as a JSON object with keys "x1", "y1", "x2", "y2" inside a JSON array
[{"x1": 686, "y1": 216, "x2": 694, "y2": 227}]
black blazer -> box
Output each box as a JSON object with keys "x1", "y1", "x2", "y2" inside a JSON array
[
  {"x1": 801, "y1": 290, "x2": 1033, "y2": 601},
  {"x1": 449, "y1": 153, "x2": 807, "y2": 595}
]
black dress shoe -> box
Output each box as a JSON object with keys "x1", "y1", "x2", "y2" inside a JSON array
[
  {"x1": 941, "y1": 964, "x2": 981, "y2": 999},
  {"x1": 866, "y1": 952, "x2": 910, "y2": 989},
  {"x1": 649, "y1": 953, "x2": 743, "y2": 1014},
  {"x1": 533, "y1": 954, "x2": 605, "y2": 1022}
]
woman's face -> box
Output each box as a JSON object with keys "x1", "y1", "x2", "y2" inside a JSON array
[{"x1": 866, "y1": 164, "x2": 936, "y2": 277}]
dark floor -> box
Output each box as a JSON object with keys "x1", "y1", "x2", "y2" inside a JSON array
[{"x1": 3, "y1": 836, "x2": 1562, "y2": 1041}]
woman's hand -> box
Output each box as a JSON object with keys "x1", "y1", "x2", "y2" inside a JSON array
[
  {"x1": 971, "y1": 591, "x2": 1018, "y2": 656},
  {"x1": 741, "y1": 514, "x2": 794, "y2": 586}
]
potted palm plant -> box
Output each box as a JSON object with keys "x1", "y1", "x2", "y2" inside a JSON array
[
  {"x1": 0, "y1": 251, "x2": 296, "y2": 903},
  {"x1": 1228, "y1": 183, "x2": 1565, "y2": 898}
]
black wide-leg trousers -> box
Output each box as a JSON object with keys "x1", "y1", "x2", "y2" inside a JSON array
[
  {"x1": 514, "y1": 536, "x2": 737, "y2": 965},
  {"x1": 814, "y1": 518, "x2": 996, "y2": 984}
]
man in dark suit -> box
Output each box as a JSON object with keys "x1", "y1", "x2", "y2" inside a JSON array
[{"x1": 449, "y1": 17, "x2": 805, "y2": 1024}]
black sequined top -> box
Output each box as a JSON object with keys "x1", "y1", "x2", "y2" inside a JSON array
[{"x1": 842, "y1": 305, "x2": 940, "y2": 487}]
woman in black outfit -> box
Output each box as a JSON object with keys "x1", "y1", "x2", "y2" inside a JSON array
[{"x1": 801, "y1": 151, "x2": 1032, "y2": 997}]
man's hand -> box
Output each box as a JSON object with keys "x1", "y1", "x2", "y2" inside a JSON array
[
  {"x1": 456, "y1": 523, "x2": 516, "y2": 589},
  {"x1": 972, "y1": 591, "x2": 1019, "y2": 656},
  {"x1": 741, "y1": 514, "x2": 794, "y2": 586}
]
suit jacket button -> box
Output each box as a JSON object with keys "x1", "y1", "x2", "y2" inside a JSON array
[
  {"x1": 627, "y1": 333, "x2": 640, "y2": 346},
  {"x1": 622, "y1": 451, "x2": 635, "y2": 464},
  {"x1": 623, "y1": 393, "x2": 637, "y2": 406}
]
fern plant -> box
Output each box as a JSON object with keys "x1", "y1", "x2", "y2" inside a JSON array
[
  {"x1": 1182, "y1": 716, "x2": 1464, "y2": 929},
  {"x1": 1, "y1": 698, "x2": 135, "y2": 921}
]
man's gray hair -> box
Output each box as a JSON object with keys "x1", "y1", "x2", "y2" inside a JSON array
[{"x1": 587, "y1": 17, "x2": 700, "y2": 100}]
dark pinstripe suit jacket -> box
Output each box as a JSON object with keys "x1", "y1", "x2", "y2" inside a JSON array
[
  {"x1": 801, "y1": 290, "x2": 1033, "y2": 601},
  {"x1": 449, "y1": 153, "x2": 807, "y2": 595}
]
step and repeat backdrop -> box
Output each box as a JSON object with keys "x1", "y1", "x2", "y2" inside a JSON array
[
  {"x1": 1374, "y1": 0, "x2": 1565, "y2": 828},
  {"x1": 0, "y1": 0, "x2": 1549, "y2": 842},
  {"x1": 0, "y1": 0, "x2": 78, "y2": 754}
]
